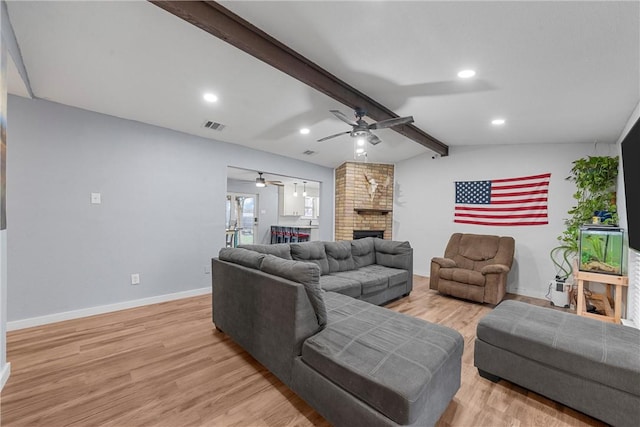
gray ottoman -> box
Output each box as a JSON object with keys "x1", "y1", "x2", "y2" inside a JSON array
[{"x1": 474, "y1": 300, "x2": 640, "y2": 427}]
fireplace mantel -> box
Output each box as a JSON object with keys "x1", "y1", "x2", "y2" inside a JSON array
[{"x1": 354, "y1": 208, "x2": 392, "y2": 214}]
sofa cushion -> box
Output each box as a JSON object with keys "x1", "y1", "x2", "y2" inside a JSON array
[
  {"x1": 260, "y1": 255, "x2": 327, "y2": 327},
  {"x1": 303, "y1": 292, "x2": 464, "y2": 425},
  {"x1": 439, "y1": 267, "x2": 485, "y2": 286},
  {"x1": 291, "y1": 241, "x2": 330, "y2": 275},
  {"x1": 325, "y1": 241, "x2": 355, "y2": 272},
  {"x1": 374, "y1": 239, "x2": 412, "y2": 270},
  {"x1": 351, "y1": 237, "x2": 376, "y2": 268},
  {"x1": 319, "y1": 275, "x2": 361, "y2": 298},
  {"x1": 218, "y1": 247, "x2": 265, "y2": 270},
  {"x1": 358, "y1": 264, "x2": 409, "y2": 288},
  {"x1": 239, "y1": 243, "x2": 292, "y2": 260},
  {"x1": 331, "y1": 270, "x2": 388, "y2": 295},
  {"x1": 477, "y1": 300, "x2": 640, "y2": 397}
]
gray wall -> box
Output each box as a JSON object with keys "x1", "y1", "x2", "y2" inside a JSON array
[
  {"x1": 6, "y1": 95, "x2": 334, "y2": 322},
  {"x1": 394, "y1": 141, "x2": 618, "y2": 300}
]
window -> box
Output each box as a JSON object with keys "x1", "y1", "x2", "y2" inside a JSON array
[{"x1": 304, "y1": 197, "x2": 314, "y2": 218}]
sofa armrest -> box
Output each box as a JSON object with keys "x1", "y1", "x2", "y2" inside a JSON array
[
  {"x1": 431, "y1": 257, "x2": 456, "y2": 268},
  {"x1": 481, "y1": 264, "x2": 510, "y2": 275},
  {"x1": 212, "y1": 258, "x2": 320, "y2": 385},
  {"x1": 480, "y1": 265, "x2": 511, "y2": 304}
]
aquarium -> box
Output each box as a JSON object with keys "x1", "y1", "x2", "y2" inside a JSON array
[{"x1": 579, "y1": 226, "x2": 625, "y2": 275}]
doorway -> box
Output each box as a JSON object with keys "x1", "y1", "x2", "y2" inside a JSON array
[{"x1": 225, "y1": 193, "x2": 257, "y2": 247}]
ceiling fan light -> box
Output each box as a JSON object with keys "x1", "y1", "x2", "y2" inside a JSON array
[
  {"x1": 203, "y1": 92, "x2": 218, "y2": 102},
  {"x1": 357, "y1": 138, "x2": 365, "y2": 146},
  {"x1": 356, "y1": 148, "x2": 365, "y2": 154},
  {"x1": 255, "y1": 172, "x2": 266, "y2": 187},
  {"x1": 457, "y1": 69, "x2": 476, "y2": 79}
]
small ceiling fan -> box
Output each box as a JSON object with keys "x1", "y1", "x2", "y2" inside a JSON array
[
  {"x1": 317, "y1": 107, "x2": 414, "y2": 145},
  {"x1": 255, "y1": 172, "x2": 283, "y2": 188}
]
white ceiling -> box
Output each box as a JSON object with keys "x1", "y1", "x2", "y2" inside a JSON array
[{"x1": 6, "y1": 1, "x2": 639, "y2": 169}]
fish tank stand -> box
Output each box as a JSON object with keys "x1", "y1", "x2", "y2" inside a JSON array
[{"x1": 575, "y1": 270, "x2": 629, "y2": 324}]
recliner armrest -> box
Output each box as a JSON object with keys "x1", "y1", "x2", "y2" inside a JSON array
[
  {"x1": 481, "y1": 264, "x2": 510, "y2": 275},
  {"x1": 431, "y1": 257, "x2": 456, "y2": 268}
]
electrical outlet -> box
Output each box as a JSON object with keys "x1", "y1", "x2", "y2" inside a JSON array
[{"x1": 131, "y1": 273, "x2": 140, "y2": 285}]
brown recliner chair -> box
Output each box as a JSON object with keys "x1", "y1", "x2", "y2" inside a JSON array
[{"x1": 430, "y1": 233, "x2": 515, "y2": 304}]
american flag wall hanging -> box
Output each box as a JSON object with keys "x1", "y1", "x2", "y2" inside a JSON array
[{"x1": 454, "y1": 173, "x2": 551, "y2": 226}]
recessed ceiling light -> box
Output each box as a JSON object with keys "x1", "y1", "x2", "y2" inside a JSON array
[
  {"x1": 491, "y1": 118, "x2": 506, "y2": 125},
  {"x1": 457, "y1": 69, "x2": 476, "y2": 79},
  {"x1": 299, "y1": 128, "x2": 310, "y2": 135},
  {"x1": 357, "y1": 138, "x2": 365, "y2": 146},
  {"x1": 203, "y1": 93, "x2": 218, "y2": 103}
]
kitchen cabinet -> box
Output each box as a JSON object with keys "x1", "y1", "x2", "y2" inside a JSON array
[
  {"x1": 279, "y1": 184, "x2": 305, "y2": 216},
  {"x1": 278, "y1": 183, "x2": 320, "y2": 218}
]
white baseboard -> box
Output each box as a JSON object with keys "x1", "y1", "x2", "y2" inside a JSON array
[
  {"x1": 506, "y1": 286, "x2": 549, "y2": 301},
  {"x1": 0, "y1": 362, "x2": 10, "y2": 391},
  {"x1": 7, "y1": 287, "x2": 211, "y2": 331}
]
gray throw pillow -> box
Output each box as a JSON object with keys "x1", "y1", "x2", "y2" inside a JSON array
[{"x1": 260, "y1": 255, "x2": 327, "y2": 327}]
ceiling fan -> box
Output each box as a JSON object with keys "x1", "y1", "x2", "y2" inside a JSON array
[
  {"x1": 317, "y1": 107, "x2": 414, "y2": 145},
  {"x1": 255, "y1": 172, "x2": 283, "y2": 188}
]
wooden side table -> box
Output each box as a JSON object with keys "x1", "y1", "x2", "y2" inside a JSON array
[{"x1": 575, "y1": 270, "x2": 628, "y2": 324}]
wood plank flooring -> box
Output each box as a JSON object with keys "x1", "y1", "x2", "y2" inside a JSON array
[{"x1": 1, "y1": 276, "x2": 605, "y2": 426}]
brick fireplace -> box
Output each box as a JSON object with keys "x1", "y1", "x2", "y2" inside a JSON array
[{"x1": 335, "y1": 162, "x2": 394, "y2": 241}]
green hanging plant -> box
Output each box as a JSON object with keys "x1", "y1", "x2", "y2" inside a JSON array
[
  {"x1": 558, "y1": 155, "x2": 619, "y2": 254},
  {"x1": 551, "y1": 156, "x2": 619, "y2": 279}
]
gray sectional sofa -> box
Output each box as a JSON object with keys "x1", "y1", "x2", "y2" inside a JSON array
[
  {"x1": 212, "y1": 238, "x2": 464, "y2": 427},
  {"x1": 239, "y1": 239, "x2": 414, "y2": 305},
  {"x1": 475, "y1": 300, "x2": 640, "y2": 427}
]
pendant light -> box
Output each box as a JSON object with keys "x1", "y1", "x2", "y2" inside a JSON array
[
  {"x1": 302, "y1": 181, "x2": 307, "y2": 197},
  {"x1": 293, "y1": 182, "x2": 298, "y2": 197}
]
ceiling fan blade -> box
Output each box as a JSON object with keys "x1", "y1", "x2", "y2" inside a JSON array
[
  {"x1": 367, "y1": 134, "x2": 382, "y2": 145},
  {"x1": 369, "y1": 116, "x2": 414, "y2": 130},
  {"x1": 317, "y1": 130, "x2": 351, "y2": 142},
  {"x1": 330, "y1": 110, "x2": 358, "y2": 126}
]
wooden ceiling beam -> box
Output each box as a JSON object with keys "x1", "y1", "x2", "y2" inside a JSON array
[{"x1": 149, "y1": 1, "x2": 449, "y2": 156}]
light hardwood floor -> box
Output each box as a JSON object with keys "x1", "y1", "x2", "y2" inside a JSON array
[{"x1": 1, "y1": 276, "x2": 604, "y2": 427}]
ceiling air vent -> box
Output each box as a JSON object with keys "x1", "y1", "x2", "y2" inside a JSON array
[
  {"x1": 302, "y1": 150, "x2": 317, "y2": 156},
  {"x1": 203, "y1": 120, "x2": 225, "y2": 131}
]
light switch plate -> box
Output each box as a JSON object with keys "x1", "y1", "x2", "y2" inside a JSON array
[
  {"x1": 91, "y1": 192, "x2": 101, "y2": 204},
  {"x1": 131, "y1": 273, "x2": 140, "y2": 285}
]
